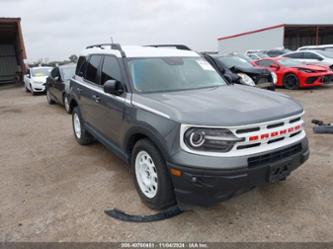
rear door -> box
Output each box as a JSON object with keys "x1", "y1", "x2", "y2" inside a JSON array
[{"x1": 79, "y1": 55, "x2": 103, "y2": 129}]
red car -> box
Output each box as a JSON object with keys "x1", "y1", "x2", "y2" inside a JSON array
[{"x1": 253, "y1": 57, "x2": 333, "y2": 89}]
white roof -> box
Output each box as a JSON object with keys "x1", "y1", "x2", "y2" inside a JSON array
[{"x1": 80, "y1": 45, "x2": 200, "y2": 58}]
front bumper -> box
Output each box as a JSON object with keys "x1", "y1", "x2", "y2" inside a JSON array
[
  {"x1": 31, "y1": 83, "x2": 46, "y2": 92},
  {"x1": 168, "y1": 138, "x2": 309, "y2": 207},
  {"x1": 302, "y1": 72, "x2": 333, "y2": 87}
]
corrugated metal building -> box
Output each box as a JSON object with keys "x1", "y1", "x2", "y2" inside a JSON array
[
  {"x1": 0, "y1": 17, "x2": 27, "y2": 84},
  {"x1": 218, "y1": 24, "x2": 333, "y2": 54}
]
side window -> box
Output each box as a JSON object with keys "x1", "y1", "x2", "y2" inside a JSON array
[
  {"x1": 284, "y1": 52, "x2": 303, "y2": 59},
  {"x1": 76, "y1": 56, "x2": 87, "y2": 76},
  {"x1": 303, "y1": 52, "x2": 321, "y2": 60},
  {"x1": 84, "y1": 55, "x2": 102, "y2": 84},
  {"x1": 50, "y1": 68, "x2": 60, "y2": 79},
  {"x1": 256, "y1": 60, "x2": 273, "y2": 67},
  {"x1": 100, "y1": 56, "x2": 122, "y2": 85}
]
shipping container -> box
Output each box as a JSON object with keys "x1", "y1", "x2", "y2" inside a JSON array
[{"x1": 0, "y1": 18, "x2": 27, "y2": 84}]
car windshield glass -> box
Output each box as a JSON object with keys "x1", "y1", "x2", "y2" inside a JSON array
[
  {"x1": 127, "y1": 57, "x2": 226, "y2": 93},
  {"x1": 315, "y1": 50, "x2": 333, "y2": 59},
  {"x1": 31, "y1": 67, "x2": 52, "y2": 77},
  {"x1": 217, "y1": 56, "x2": 253, "y2": 68},
  {"x1": 278, "y1": 58, "x2": 303, "y2": 67},
  {"x1": 61, "y1": 66, "x2": 76, "y2": 80}
]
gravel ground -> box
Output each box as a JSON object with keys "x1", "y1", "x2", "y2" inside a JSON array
[{"x1": 0, "y1": 85, "x2": 332, "y2": 242}]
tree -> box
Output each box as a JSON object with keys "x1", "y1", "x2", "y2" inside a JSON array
[{"x1": 69, "y1": 54, "x2": 78, "y2": 63}]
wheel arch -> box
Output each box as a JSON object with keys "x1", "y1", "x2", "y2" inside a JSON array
[{"x1": 124, "y1": 126, "x2": 171, "y2": 164}]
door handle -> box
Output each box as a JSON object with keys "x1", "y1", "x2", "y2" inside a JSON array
[{"x1": 92, "y1": 94, "x2": 101, "y2": 103}]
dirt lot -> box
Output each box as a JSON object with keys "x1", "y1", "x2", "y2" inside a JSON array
[{"x1": 0, "y1": 85, "x2": 332, "y2": 242}]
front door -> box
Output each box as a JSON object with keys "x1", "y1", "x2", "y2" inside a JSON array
[{"x1": 93, "y1": 55, "x2": 126, "y2": 147}]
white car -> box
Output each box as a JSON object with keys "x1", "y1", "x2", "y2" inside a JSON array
[
  {"x1": 24, "y1": 66, "x2": 52, "y2": 95},
  {"x1": 297, "y1": 44, "x2": 333, "y2": 52},
  {"x1": 282, "y1": 50, "x2": 333, "y2": 70}
]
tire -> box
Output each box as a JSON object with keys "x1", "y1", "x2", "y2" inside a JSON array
[
  {"x1": 30, "y1": 85, "x2": 36, "y2": 96},
  {"x1": 63, "y1": 94, "x2": 71, "y2": 114},
  {"x1": 283, "y1": 74, "x2": 299, "y2": 90},
  {"x1": 131, "y1": 139, "x2": 175, "y2": 210},
  {"x1": 46, "y1": 90, "x2": 55, "y2": 105},
  {"x1": 72, "y1": 107, "x2": 95, "y2": 145}
]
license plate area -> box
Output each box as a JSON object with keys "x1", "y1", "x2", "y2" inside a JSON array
[{"x1": 268, "y1": 160, "x2": 292, "y2": 183}]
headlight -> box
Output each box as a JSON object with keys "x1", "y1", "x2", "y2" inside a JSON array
[
  {"x1": 237, "y1": 73, "x2": 256, "y2": 86},
  {"x1": 298, "y1": 68, "x2": 316, "y2": 73},
  {"x1": 271, "y1": 72, "x2": 277, "y2": 84},
  {"x1": 184, "y1": 127, "x2": 244, "y2": 152}
]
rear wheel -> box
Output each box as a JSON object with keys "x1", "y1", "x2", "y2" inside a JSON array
[
  {"x1": 131, "y1": 139, "x2": 175, "y2": 210},
  {"x1": 283, "y1": 74, "x2": 299, "y2": 90},
  {"x1": 72, "y1": 107, "x2": 95, "y2": 145}
]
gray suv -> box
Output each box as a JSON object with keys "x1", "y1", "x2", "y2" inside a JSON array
[{"x1": 69, "y1": 43, "x2": 309, "y2": 210}]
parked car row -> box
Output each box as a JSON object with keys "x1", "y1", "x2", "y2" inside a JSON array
[{"x1": 231, "y1": 45, "x2": 333, "y2": 89}]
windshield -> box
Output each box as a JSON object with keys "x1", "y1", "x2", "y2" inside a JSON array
[
  {"x1": 128, "y1": 57, "x2": 226, "y2": 93},
  {"x1": 315, "y1": 50, "x2": 333, "y2": 59},
  {"x1": 278, "y1": 58, "x2": 303, "y2": 67},
  {"x1": 61, "y1": 66, "x2": 76, "y2": 80},
  {"x1": 31, "y1": 67, "x2": 52, "y2": 77},
  {"x1": 217, "y1": 56, "x2": 253, "y2": 69}
]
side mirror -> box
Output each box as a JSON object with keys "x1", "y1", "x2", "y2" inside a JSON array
[{"x1": 104, "y1": 80, "x2": 124, "y2": 96}]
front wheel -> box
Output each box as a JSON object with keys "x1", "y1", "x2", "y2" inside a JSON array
[
  {"x1": 283, "y1": 74, "x2": 299, "y2": 90},
  {"x1": 132, "y1": 139, "x2": 175, "y2": 210},
  {"x1": 46, "y1": 90, "x2": 55, "y2": 104},
  {"x1": 30, "y1": 85, "x2": 36, "y2": 96},
  {"x1": 72, "y1": 107, "x2": 95, "y2": 145}
]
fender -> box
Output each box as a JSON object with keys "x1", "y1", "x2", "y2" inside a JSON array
[{"x1": 123, "y1": 125, "x2": 172, "y2": 163}]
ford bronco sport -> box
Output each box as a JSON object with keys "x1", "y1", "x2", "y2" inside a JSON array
[{"x1": 69, "y1": 43, "x2": 309, "y2": 210}]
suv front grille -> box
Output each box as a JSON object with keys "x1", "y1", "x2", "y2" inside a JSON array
[{"x1": 247, "y1": 143, "x2": 302, "y2": 168}]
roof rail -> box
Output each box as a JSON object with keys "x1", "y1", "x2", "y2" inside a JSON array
[
  {"x1": 145, "y1": 44, "x2": 192, "y2": 51},
  {"x1": 86, "y1": 43, "x2": 126, "y2": 57}
]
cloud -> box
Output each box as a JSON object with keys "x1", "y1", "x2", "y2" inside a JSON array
[{"x1": 1, "y1": 0, "x2": 332, "y2": 61}]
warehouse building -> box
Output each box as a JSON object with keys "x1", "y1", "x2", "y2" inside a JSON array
[
  {"x1": 0, "y1": 17, "x2": 26, "y2": 84},
  {"x1": 218, "y1": 24, "x2": 333, "y2": 54}
]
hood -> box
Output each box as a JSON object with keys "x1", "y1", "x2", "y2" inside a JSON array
[
  {"x1": 230, "y1": 65, "x2": 271, "y2": 76},
  {"x1": 32, "y1": 76, "x2": 48, "y2": 83},
  {"x1": 304, "y1": 61, "x2": 333, "y2": 69},
  {"x1": 133, "y1": 85, "x2": 303, "y2": 126},
  {"x1": 293, "y1": 64, "x2": 329, "y2": 72}
]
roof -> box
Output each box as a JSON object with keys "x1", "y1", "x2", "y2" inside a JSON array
[
  {"x1": 81, "y1": 45, "x2": 200, "y2": 58},
  {"x1": 218, "y1": 24, "x2": 285, "y2": 41}
]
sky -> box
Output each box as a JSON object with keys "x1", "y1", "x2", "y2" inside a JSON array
[{"x1": 1, "y1": 0, "x2": 333, "y2": 62}]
